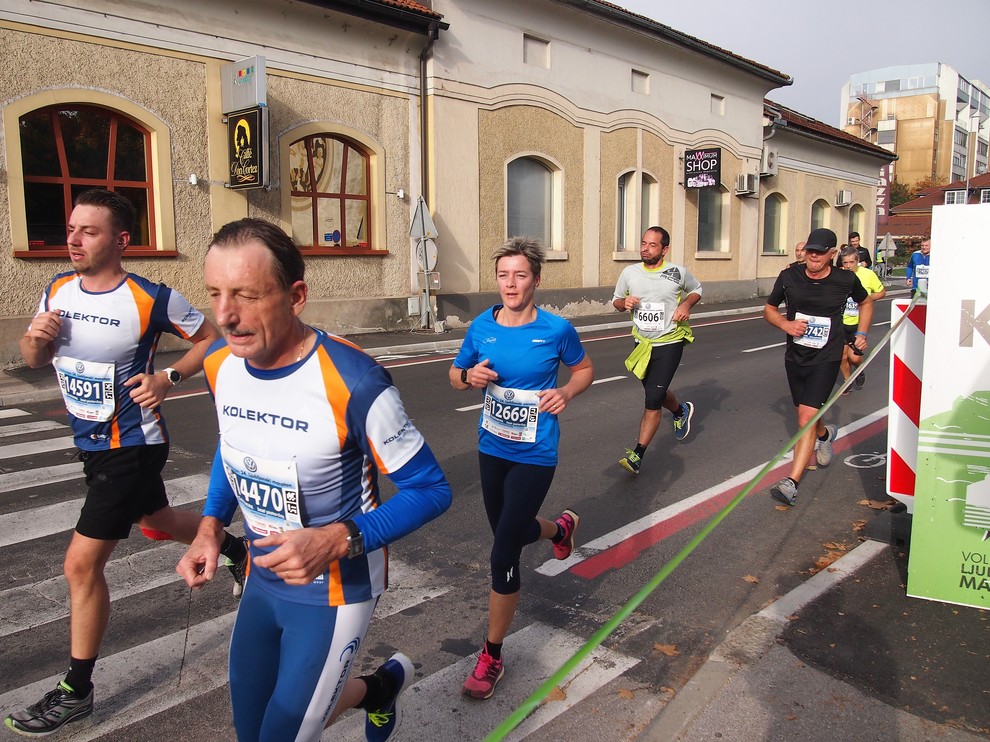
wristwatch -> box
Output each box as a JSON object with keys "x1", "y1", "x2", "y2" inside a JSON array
[
  {"x1": 163, "y1": 367, "x2": 182, "y2": 385},
  {"x1": 342, "y1": 520, "x2": 364, "y2": 559},
  {"x1": 460, "y1": 367, "x2": 469, "y2": 385}
]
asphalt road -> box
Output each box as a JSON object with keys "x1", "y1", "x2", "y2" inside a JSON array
[{"x1": 0, "y1": 299, "x2": 901, "y2": 741}]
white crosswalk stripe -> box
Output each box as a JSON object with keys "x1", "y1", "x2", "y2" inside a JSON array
[
  {"x1": 0, "y1": 434, "x2": 75, "y2": 460},
  {"x1": 0, "y1": 408, "x2": 636, "y2": 741}
]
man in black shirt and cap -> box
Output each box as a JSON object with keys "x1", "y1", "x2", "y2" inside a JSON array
[{"x1": 763, "y1": 228, "x2": 872, "y2": 506}]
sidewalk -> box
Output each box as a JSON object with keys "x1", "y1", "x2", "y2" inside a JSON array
[{"x1": 642, "y1": 511, "x2": 990, "y2": 741}]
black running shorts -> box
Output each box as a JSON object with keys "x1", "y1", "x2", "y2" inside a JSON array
[
  {"x1": 76, "y1": 444, "x2": 170, "y2": 540},
  {"x1": 784, "y1": 360, "x2": 842, "y2": 409}
]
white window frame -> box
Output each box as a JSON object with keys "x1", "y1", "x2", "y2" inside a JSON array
[
  {"x1": 811, "y1": 199, "x2": 830, "y2": 231},
  {"x1": 945, "y1": 190, "x2": 966, "y2": 205},
  {"x1": 762, "y1": 192, "x2": 787, "y2": 255},
  {"x1": 697, "y1": 186, "x2": 728, "y2": 253},
  {"x1": 505, "y1": 154, "x2": 563, "y2": 254}
]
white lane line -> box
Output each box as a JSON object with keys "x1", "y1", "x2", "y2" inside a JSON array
[
  {"x1": 0, "y1": 409, "x2": 30, "y2": 419},
  {"x1": 0, "y1": 420, "x2": 66, "y2": 439},
  {"x1": 0, "y1": 435, "x2": 75, "y2": 461},
  {"x1": 0, "y1": 462, "x2": 84, "y2": 493},
  {"x1": 592, "y1": 375, "x2": 625, "y2": 384},
  {"x1": 742, "y1": 342, "x2": 786, "y2": 353},
  {"x1": 328, "y1": 622, "x2": 639, "y2": 741},
  {"x1": 0, "y1": 474, "x2": 211, "y2": 548},
  {"x1": 537, "y1": 407, "x2": 889, "y2": 577},
  {"x1": 456, "y1": 402, "x2": 484, "y2": 412},
  {"x1": 0, "y1": 559, "x2": 452, "y2": 742}
]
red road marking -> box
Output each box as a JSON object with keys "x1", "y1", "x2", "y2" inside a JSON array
[{"x1": 571, "y1": 415, "x2": 890, "y2": 579}]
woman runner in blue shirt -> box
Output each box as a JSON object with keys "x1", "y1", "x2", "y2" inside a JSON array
[{"x1": 449, "y1": 236, "x2": 594, "y2": 700}]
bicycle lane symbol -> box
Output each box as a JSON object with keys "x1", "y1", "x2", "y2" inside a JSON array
[{"x1": 844, "y1": 452, "x2": 887, "y2": 469}]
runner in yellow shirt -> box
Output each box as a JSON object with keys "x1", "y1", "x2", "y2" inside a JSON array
[{"x1": 839, "y1": 246, "x2": 885, "y2": 392}]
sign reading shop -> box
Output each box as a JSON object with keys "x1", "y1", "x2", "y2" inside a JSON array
[
  {"x1": 684, "y1": 147, "x2": 721, "y2": 189},
  {"x1": 226, "y1": 107, "x2": 266, "y2": 190}
]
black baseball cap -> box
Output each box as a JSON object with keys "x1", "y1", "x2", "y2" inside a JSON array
[{"x1": 804, "y1": 228, "x2": 837, "y2": 252}]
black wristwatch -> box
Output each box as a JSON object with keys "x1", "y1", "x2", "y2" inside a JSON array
[
  {"x1": 460, "y1": 367, "x2": 469, "y2": 385},
  {"x1": 163, "y1": 367, "x2": 182, "y2": 385},
  {"x1": 342, "y1": 519, "x2": 364, "y2": 559}
]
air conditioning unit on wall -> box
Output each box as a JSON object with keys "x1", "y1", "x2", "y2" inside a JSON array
[
  {"x1": 835, "y1": 189, "x2": 852, "y2": 207},
  {"x1": 759, "y1": 146, "x2": 778, "y2": 177},
  {"x1": 735, "y1": 172, "x2": 758, "y2": 196}
]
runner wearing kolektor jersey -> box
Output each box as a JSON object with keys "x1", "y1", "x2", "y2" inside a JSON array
[
  {"x1": 613, "y1": 226, "x2": 702, "y2": 475},
  {"x1": 5, "y1": 189, "x2": 246, "y2": 738},
  {"x1": 178, "y1": 219, "x2": 451, "y2": 742},
  {"x1": 905, "y1": 238, "x2": 931, "y2": 298},
  {"x1": 763, "y1": 228, "x2": 871, "y2": 506}
]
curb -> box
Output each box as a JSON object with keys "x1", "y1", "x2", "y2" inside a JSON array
[{"x1": 638, "y1": 539, "x2": 888, "y2": 741}]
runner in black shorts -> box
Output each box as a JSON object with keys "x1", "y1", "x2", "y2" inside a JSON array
[
  {"x1": 6, "y1": 189, "x2": 247, "y2": 737},
  {"x1": 763, "y1": 228, "x2": 871, "y2": 506}
]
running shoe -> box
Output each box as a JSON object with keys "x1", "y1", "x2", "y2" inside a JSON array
[
  {"x1": 673, "y1": 402, "x2": 695, "y2": 442},
  {"x1": 463, "y1": 646, "x2": 505, "y2": 700},
  {"x1": 365, "y1": 653, "x2": 414, "y2": 742},
  {"x1": 4, "y1": 681, "x2": 93, "y2": 736},
  {"x1": 815, "y1": 424, "x2": 837, "y2": 468},
  {"x1": 225, "y1": 537, "x2": 249, "y2": 599},
  {"x1": 770, "y1": 478, "x2": 798, "y2": 506},
  {"x1": 619, "y1": 449, "x2": 641, "y2": 475},
  {"x1": 854, "y1": 372, "x2": 866, "y2": 390},
  {"x1": 552, "y1": 510, "x2": 580, "y2": 560}
]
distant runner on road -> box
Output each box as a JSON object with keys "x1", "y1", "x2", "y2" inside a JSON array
[{"x1": 613, "y1": 226, "x2": 702, "y2": 475}]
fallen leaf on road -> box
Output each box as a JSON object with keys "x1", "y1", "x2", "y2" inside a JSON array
[
  {"x1": 653, "y1": 643, "x2": 680, "y2": 657},
  {"x1": 617, "y1": 688, "x2": 635, "y2": 701},
  {"x1": 823, "y1": 542, "x2": 848, "y2": 551},
  {"x1": 545, "y1": 686, "x2": 567, "y2": 702},
  {"x1": 743, "y1": 575, "x2": 760, "y2": 584}
]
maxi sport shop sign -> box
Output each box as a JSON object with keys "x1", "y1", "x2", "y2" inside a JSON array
[
  {"x1": 906, "y1": 203, "x2": 990, "y2": 610},
  {"x1": 684, "y1": 148, "x2": 721, "y2": 189}
]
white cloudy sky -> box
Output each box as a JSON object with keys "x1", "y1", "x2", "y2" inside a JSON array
[{"x1": 619, "y1": 0, "x2": 990, "y2": 126}]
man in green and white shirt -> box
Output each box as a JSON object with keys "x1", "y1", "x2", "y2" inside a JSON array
[{"x1": 612, "y1": 226, "x2": 703, "y2": 474}]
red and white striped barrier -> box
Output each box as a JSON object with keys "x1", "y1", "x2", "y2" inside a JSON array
[{"x1": 887, "y1": 300, "x2": 926, "y2": 512}]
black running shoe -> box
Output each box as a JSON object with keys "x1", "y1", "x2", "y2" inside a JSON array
[{"x1": 4, "y1": 681, "x2": 93, "y2": 736}]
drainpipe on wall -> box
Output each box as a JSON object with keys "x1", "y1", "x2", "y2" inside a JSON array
[{"x1": 419, "y1": 21, "x2": 440, "y2": 199}]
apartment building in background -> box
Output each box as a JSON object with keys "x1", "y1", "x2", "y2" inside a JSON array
[{"x1": 840, "y1": 63, "x2": 989, "y2": 190}]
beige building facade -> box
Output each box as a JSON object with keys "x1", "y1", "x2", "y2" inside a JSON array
[{"x1": 1, "y1": 0, "x2": 893, "y2": 366}]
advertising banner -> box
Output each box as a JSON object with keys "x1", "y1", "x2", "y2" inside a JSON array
[
  {"x1": 906, "y1": 204, "x2": 990, "y2": 608},
  {"x1": 684, "y1": 148, "x2": 721, "y2": 189}
]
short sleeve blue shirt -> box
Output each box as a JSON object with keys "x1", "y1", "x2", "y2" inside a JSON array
[{"x1": 453, "y1": 306, "x2": 586, "y2": 466}]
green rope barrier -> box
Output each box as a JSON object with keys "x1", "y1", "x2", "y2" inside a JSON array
[{"x1": 485, "y1": 293, "x2": 923, "y2": 741}]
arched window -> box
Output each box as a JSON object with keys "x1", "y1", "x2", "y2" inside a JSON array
[
  {"x1": 811, "y1": 199, "x2": 830, "y2": 231},
  {"x1": 849, "y1": 204, "x2": 865, "y2": 237},
  {"x1": 617, "y1": 170, "x2": 658, "y2": 250},
  {"x1": 507, "y1": 156, "x2": 554, "y2": 247},
  {"x1": 19, "y1": 105, "x2": 155, "y2": 250},
  {"x1": 698, "y1": 186, "x2": 726, "y2": 252},
  {"x1": 762, "y1": 193, "x2": 786, "y2": 254},
  {"x1": 288, "y1": 134, "x2": 371, "y2": 250}
]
